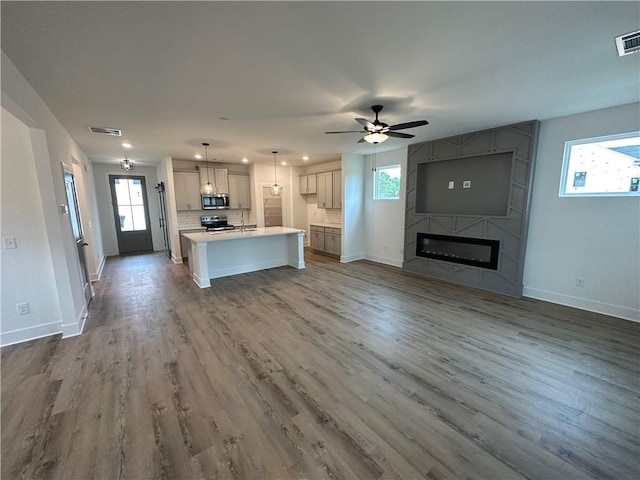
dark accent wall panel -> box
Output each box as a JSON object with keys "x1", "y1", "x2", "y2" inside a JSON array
[{"x1": 404, "y1": 121, "x2": 539, "y2": 297}]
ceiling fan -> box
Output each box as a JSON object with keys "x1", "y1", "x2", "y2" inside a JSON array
[{"x1": 325, "y1": 105, "x2": 429, "y2": 144}]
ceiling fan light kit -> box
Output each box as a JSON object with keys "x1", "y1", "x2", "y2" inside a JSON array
[
  {"x1": 325, "y1": 104, "x2": 429, "y2": 144},
  {"x1": 364, "y1": 132, "x2": 388, "y2": 144}
]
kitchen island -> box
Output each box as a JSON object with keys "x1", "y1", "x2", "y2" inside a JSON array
[{"x1": 182, "y1": 227, "x2": 305, "y2": 288}]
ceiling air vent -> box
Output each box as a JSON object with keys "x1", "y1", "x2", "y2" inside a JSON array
[
  {"x1": 88, "y1": 126, "x2": 122, "y2": 136},
  {"x1": 615, "y1": 29, "x2": 640, "y2": 56}
]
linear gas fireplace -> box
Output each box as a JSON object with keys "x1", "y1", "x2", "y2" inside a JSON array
[{"x1": 416, "y1": 233, "x2": 500, "y2": 270}]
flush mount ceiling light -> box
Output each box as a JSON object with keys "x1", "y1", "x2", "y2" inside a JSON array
[
  {"x1": 200, "y1": 142, "x2": 218, "y2": 195},
  {"x1": 120, "y1": 157, "x2": 133, "y2": 171},
  {"x1": 122, "y1": 142, "x2": 132, "y2": 149},
  {"x1": 271, "y1": 151, "x2": 282, "y2": 197}
]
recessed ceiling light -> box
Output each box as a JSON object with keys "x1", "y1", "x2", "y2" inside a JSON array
[
  {"x1": 241, "y1": 158, "x2": 249, "y2": 163},
  {"x1": 302, "y1": 155, "x2": 309, "y2": 161},
  {"x1": 281, "y1": 161, "x2": 287, "y2": 166},
  {"x1": 194, "y1": 154, "x2": 202, "y2": 159},
  {"x1": 122, "y1": 142, "x2": 132, "y2": 149}
]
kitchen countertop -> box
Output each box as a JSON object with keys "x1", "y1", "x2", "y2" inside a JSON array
[
  {"x1": 183, "y1": 226, "x2": 304, "y2": 243},
  {"x1": 309, "y1": 223, "x2": 342, "y2": 229}
]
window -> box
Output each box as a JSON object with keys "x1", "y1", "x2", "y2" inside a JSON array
[
  {"x1": 559, "y1": 132, "x2": 640, "y2": 197},
  {"x1": 113, "y1": 178, "x2": 148, "y2": 231},
  {"x1": 374, "y1": 164, "x2": 401, "y2": 199}
]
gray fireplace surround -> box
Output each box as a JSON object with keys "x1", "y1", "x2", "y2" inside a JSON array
[{"x1": 403, "y1": 121, "x2": 539, "y2": 297}]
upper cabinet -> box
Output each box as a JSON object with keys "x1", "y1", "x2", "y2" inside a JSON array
[
  {"x1": 174, "y1": 172, "x2": 201, "y2": 211},
  {"x1": 332, "y1": 171, "x2": 342, "y2": 209},
  {"x1": 228, "y1": 174, "x2": 251, "y2": 209},
  {"x1": 299, "y1": 174, "x2": 317, "y2": 195},
  {"x1": 317, "y1": 170, "x2": 341, "y2": 209},
  {"x1": 199, "y1": 167, "x2": 229, "y2": 194}
]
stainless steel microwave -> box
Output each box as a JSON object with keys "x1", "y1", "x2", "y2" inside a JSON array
[{"x1": 201, "y1": 193, "x2": 230, "y2": 210}]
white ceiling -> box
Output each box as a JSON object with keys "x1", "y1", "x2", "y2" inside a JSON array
[{"x1": 2, "y1": 1, "x2": 639, "y2": 167}]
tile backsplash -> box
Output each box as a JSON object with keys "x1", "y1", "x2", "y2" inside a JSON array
[
  {"x1": 177, "y1": 210, "x2": 252, "y2": 228},
  {"x1": 177, "y1": 211, "x2": 204, "y2": 228}
]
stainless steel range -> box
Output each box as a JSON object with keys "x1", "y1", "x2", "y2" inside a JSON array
[{"x1": 201, "y1": 214, "x2": 235, "y2": 232}]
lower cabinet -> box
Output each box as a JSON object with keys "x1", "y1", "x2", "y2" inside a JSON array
[
  {"x1": 324, "y1": 227, "x2": 342, "y2": 256},
  {"x1": 310, "y1": 225, "x2": 341, "y2": 257},
  {"x1": 310, "y1": 226, "x2": 325, "y2": 252}
]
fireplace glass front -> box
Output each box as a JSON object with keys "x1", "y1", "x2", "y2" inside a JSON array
[{"x1": 416, "y1": 233, "x2": 500, "y2": 270}]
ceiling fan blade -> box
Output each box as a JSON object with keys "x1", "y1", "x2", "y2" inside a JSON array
[
  {"x1": 387, "y1": 131, "x2": 415, "y2": 139},
  {"x1": 324, "y1": 130, "x2": 366, "y2": 134},
  {"x1": 355, "y1": 118, "x2": 375, "y2": 130},
  {"x1": 357, "y1": 137, "x2": 366, "y2": 143},
  {"x1": 388, "y1": 120, "x2": 429, "y2": 131}
]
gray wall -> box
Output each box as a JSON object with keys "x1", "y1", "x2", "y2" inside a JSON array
[{"x1": 404, "y1": 121, "x2": 539, "y2": 297}]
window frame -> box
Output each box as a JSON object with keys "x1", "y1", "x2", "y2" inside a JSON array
[
  {"x1": 373, "y1": 164, "x2": 402, "y2": 200},
  {"x1": 559, "y1": 131, "x2": 640, "y2": 198}
]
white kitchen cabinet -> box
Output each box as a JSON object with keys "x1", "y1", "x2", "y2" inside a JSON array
[
  {"x1": 228, "y1": 174, "x2": 251, "y2": 209},
  {"x1": 332, "y1": 171, "x2": 342, "y2": 209},
  {"x1": 199, "y1": 167, "x2": 229, "y2": 194},
  {"x1": 299, "y1": 174, "x2": 317, "y2": 195},
  {"x1": 173, "y1": 172, "x2": 202, "y2": 211}
]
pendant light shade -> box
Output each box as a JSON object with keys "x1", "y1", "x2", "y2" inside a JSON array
[
  {"x1": 200, "y1": 142, "x2": 218, "y2": 195},
  {"x1": 270, "y1": 151, "x2": 282, "y2": 197},
  {"x1": 120, "y1": 157, "x2": 133, "y2": 171}
]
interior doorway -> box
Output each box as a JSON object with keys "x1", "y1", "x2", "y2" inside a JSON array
[
  {"x1": 262, "y1": 186, "x2": 283, "y2": 227},
  {"x1": 63, "y1": 164, "x2": 92, "y2": 305},
  {"x1": 109, "y1": 175, "x2": 153, "y2": 254}
]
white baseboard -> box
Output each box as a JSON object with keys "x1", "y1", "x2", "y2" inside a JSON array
[
  {"x1": 364, "y1": 254, "x2": 403, "y2": 268},
  {"x1": 171, "y1": 253, "x2": 183, "y2": 264},
  {"x1": 523, "y1": 286, "x2": 640, "y2": 323},
  {"x1": 0, "y1": 321, "x2": 62, "y2": 347},
  {"x1": 340, "y1": 253, "x2": 365, "y2": 263},
  {"x1": 90, "y1": 255, "x2": 106, "y2": 282},
  {"x1": 62, "y1": 304, "x2": 88, "y2": 338}
]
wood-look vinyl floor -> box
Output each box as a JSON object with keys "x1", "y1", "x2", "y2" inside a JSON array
[{"x1": 2, "y1": 250, "x2": 639, "y2": 479}]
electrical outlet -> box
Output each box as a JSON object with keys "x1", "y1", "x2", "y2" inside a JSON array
[
  {"x1": 16, "y1": 302, "x2": 29, "y2": 315},
  {"x1": 448, "y1": 181, "x2": 455, "y2": 189},
  {"x1": 463, "y1": 180, "x2": 471, "y2": 189},
  {"x1": 575, "y1": 277, "x2": 585, "y2": 287}
]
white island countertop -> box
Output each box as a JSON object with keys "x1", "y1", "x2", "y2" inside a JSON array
[
  {"x1": 183, "y1": 226, "x2": 304, "y2": 243},
  {"x1": 183, "y1": 227, "x2": 305, "y2": 288}
]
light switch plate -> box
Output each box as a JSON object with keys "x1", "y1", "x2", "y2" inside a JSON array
[
  {"x1": 448, "y1": 181, "x2": 455, "y2": 189},
  {"x1": 3, "y1": 237, "x2": 17, "y2": 249}
]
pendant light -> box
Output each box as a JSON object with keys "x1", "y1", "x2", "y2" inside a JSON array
[
  {"x1": 120, "y1": 157, "x2": 133, "y2": 171},
  {"x1": 200, "y1": 142, "x2": 218, "y2": 195},
  {"x1": 270, "y1": 151, "x2": 282, "y2": 197}
]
